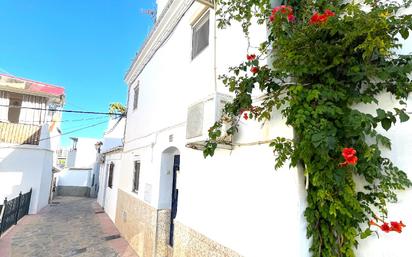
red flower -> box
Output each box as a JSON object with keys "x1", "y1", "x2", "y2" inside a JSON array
[
  {"x1": 346, "y1": 155, "x2": 358, "y2": 165},
  {"x1": 287, "y1": 14, "x2": 296, "y2": 22},
  {"x1": 369, "y1": 220, "x2": 378, "y2": 226},
  {"x1": 269, "y1": 14, "x2": 275, "y2": 22},
  {"x1": 309, "y1": 10, "x2": 335, "y2": 25},
  {"x1": 270, "y1": 5, "x2": 294, "y2": 23},
  {"x1": 342, "y1": 148, "x2": 356, "y2": 159},
  {"x1": 243, "y1": 113, "x2": 249, "y2": 120},
  {"x1": 324, "y1": 9, "x2": 335, "y2": 17},
  {"x1": 339, "y1": 148, "x2": 358, "y2": 166},
  {"x1": 247, "y1": 54, "x2": 256, "y2": 61},
  {"x1": 380, "y1": 222, "x2": 391, "y2": 233},
  {"x1": 250, "y1": 66, "x2": 259, "y2": 74},
  {"x1": 390, "y1": 221, "x2": 406, "y2": 233}
]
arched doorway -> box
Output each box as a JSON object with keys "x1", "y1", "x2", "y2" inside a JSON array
[{"x1": 159, "y1": 147, "x2": 180, "y2": 246}]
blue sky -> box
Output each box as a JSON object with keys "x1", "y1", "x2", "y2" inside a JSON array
[{"x1": 0, "y1": 0, "x2": 155, "y2": 147}]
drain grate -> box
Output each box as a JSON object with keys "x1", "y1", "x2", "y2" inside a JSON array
[
  {"x1": 95, "y1": 210, "x2": 105, "y2": 214},
  {"x1": 68, "y1": 247, "x2": 87, "y2": 256},
  {"x1": 51, "y1": 201, "x2": 60, "y2": 204},
  {"x1": 104, "y1": 234, "x2": 121, "y2": 241}
]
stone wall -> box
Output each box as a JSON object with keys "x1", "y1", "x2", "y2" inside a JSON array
[
  {"x1": 172, "y1": 222, "x2": 243, "y2": 257},
  {"x1": 115, "y1": 189, "x2": 242, "y2": 257},
  {"x1": 115, "y1": 189, "x2": 157, "y2": 257},
  {"x1": 56, "y1": 186, "x2": 90, "y2": 197}
]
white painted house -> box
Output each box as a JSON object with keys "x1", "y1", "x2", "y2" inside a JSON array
[
  {"x1": 113, "y1": 1, "x2": 412, "y2": 257},
  {"x1": 97, "y1": 117, "x2": 125, "y2": 222},
  {"x1": 0, "y1": 74, "x2": 65, "y2": 214},
  {"x1": 56, "y1": 137, "x2": 101, "y2": 197}
]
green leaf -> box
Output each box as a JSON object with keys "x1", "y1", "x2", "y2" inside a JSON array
[
  {"x1": 399, "y1": 110, "x2": 410, "y2": 122},
  {"x1": 400, "y1": 28, "x2": 409, "y2": 40},
  {"x1": 360, "y1": 228, "x2": 372, "y2": 239},
  {"x1": 381, "y1": 118, "x2": 392, "y2": 131}
]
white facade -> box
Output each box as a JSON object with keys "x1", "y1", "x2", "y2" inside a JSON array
[
  {"x1": 0, "y1": 75, "x2": 64, "y2": 214},
  {"x1": 97, "y1": 149, "x2": 123, "y2": 222},
  {"x1": 66, "y1": 137, "x2": 100, "y2": 169},
  {"x1": 0, "y1": 144, "x2": 53, "y2": 214},
  {"x1": 118, "y1": 1, "x2": 412, "y2": 257},
  {"x1": 97, "y1": 117, "x2": 125, "y2": 222}
]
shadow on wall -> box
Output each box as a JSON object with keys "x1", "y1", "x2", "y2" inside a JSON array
[{"x1": 0, "y1": 145, "x2": 53, "y2": 214}]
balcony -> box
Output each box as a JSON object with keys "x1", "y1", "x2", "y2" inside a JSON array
[{"x1": 0, "y1": 122, "x2": 41, "y2": 145}]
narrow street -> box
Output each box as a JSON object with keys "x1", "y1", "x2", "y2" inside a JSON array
[{"x1": 0, "y1": 197, "x2": 138, "y2": 257}]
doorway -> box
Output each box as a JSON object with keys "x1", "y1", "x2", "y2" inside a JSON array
[{"x1": 169, "y1": 154, "x2": 180, "y2": 246}]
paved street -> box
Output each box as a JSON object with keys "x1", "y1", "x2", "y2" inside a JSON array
[{"x1": 0, "y1": 197, "x2": 138, "y2": 257}]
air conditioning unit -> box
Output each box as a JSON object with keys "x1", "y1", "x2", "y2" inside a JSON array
[{"x1": 185, "y1": 93, "x2": 233, "y2": 150}]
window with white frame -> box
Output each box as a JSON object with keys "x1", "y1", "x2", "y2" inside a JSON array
[
  {"x1": 192, "y1": 12, "x2": 210, "y2": 59},
  {"x1": 132, "y1": 161, "x2": 141, "y2": 192}
]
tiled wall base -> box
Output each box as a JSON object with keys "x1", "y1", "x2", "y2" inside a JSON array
[
  {"x1": 115, "y1": 189, "x2": 172, "y2": 257},
  {"x1": 172, "y1": 222, "x2": 243, "y2": 257},
  {"x1": 115, "y1": 189, "x2": 241, "y2": 257},
  {"x1": 115, "y1": 189, "x2": 157, "y2": 257}
]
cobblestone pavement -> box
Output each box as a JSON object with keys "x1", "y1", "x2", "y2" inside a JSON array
[{"x1": 3, "y1": 197, "x2": 138, "y2": 257}]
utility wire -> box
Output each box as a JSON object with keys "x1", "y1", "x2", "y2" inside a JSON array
[
  {"x1": 39, "y1": 120, "x2": 108, "y2": 142},
  {"x1": 17, "y1": 116, "x2": 108, "y2": 124},
  {"x1": 0, "y1": 104, "x2": 124, "y2": 116},
  {"x1": 104, "y1": 116, "x2": 124, "y2": 135},
  {"x1": 0, "y1": 119, "x2": 109, "y2": 150}
]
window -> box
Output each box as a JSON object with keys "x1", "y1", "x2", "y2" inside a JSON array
[
  {"x1": 132, "y1": 161, "x2": 141, "y2": 192},
  {"x1": 192, "y1": 12, "x2": 209, "y2": 59},
  {"x1": 8, "y1": 95, "x2": 22, "y2": 123},
  {"x1": 133, "y1": 85, "x2": 139, "y2": 110},
  {"x1": 108, "y1": 163, "x2": 114, "y2": 188}
]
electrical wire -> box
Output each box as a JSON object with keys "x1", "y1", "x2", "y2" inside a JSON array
[
  {"x1": 104, "y1": 116, "x2": 124, "y2": 135},
  {"x1": 39, "y1": 120, "x2": 108, "y2": 142},
  {"x1": 0, "y1": 104, "x2": 124, "y2": 116},
  {"x1": 16, "y1": 116, "x2": 108, "y2": 124},
  {"x1": 0, "y1": 119, "x2": 108, "y2": 150}
]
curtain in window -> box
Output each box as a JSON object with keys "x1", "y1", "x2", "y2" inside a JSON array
[
  {"x1": 19, "y1": 95, "x2": 47, "y2": 125},
  {"x1": 0, "y1": 91, "x2": 9, "y2": 122}
]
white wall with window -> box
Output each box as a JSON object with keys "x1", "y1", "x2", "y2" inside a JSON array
[
  {"x1": 97, "y1": 149, "x2": 123, "y2": 222},
  {"x1": 120, "y1": 0, "x2": 412, "y2": 256}
]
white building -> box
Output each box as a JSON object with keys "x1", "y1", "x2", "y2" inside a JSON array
[
  {"x1": 0, "y1": 73, "x2": 64, "y2": 214},
  {"x1": 113, "y1": 1, "x2": 412, "y2": 257},
  {"x1": 56, "y1": 137, "x2": 100, "y2": 197},
  {"x1": 97, "y1": 117, "x2": 125, "y2": 222}
]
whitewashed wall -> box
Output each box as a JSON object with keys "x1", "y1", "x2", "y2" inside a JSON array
[
  {"x1": 97, "y1": 151, "x2": 122, "y2": 222},
  {"x1": 121, "y1": 1, "x2": 412, "y2": 257},
  {"x1": 0, "y1": 145, "x2": 53, "y2": 214},
  {"x1": 57, "y1": 168, "x2": 92, "y2": 187},
  {"x1": 67, "y1": 138, "x2": 98, "y2": 169}
]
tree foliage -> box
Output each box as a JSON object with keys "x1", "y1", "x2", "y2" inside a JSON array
[{"x1": 204, "y1": 0, "x2": 412, "y2": 256}]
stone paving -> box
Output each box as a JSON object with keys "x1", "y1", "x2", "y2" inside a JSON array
[{"x1": 0, "y1": 196, "x2": 139, "y2": 257}]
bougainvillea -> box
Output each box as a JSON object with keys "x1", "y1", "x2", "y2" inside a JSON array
[{"x1": 204, "y1": 0, "x2": 412, "y2": 256}]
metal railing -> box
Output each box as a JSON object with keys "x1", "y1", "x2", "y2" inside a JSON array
[
  {"x1": 0, "y1": 188, "x2": 32, "y2": 237},
  {"x1": 0, "y1": 122, "x2": 41, "y2": 145}
]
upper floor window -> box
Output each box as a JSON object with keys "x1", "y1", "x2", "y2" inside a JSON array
[
  {"x1": 192, "y1": 12, "x2": 209, "y2": 59},
  {"x1": 8, "y1": 95, "x2": 22, "y2": 123},
  {"x1": 132, "y1": 161, "x2": 141, "y2": 192},
  {"x1": 133, "y1": 85, "x2": 139, "y2": 111}
]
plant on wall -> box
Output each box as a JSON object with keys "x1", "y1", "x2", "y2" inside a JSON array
[{"x1": 204, "y1": 0, "x2": 412, "y2": 256}]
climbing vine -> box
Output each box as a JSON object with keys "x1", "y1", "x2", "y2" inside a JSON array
[{"x1": 204, "y1": 0, "x2": 412, "y2": 256}]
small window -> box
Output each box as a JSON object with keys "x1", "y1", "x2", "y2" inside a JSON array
[
  {"x1": 108, "y1": 163, "x2": 114, "y2": 188},
  {"x1": 192, "y1": 12, "x2": 209, "y2": 59},
  {"x1": 8, "y1": 97, "x2": 22, "y2": 123},
  {"x1": 133, "y1": 86, "x2": 139, "y2": 110},
  {"x1": 133, "y1": 161, "x2": 141, "y2": 192}
]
